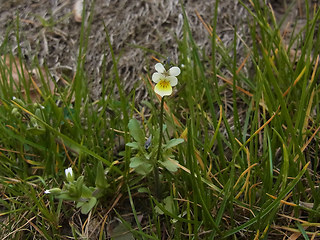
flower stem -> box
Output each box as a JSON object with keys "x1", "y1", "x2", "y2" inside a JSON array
[{"x1": 154, "y1": 96, "x2": 165, "y2": 199}]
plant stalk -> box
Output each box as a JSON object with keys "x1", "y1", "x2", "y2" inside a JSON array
[{"x1": 154, "y1": 96, "x2": 165, "y2": 199}]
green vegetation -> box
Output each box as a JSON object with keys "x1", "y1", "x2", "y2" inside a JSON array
[{"x1": 0, "y1": 0, "x2": 320, "y2": 239}]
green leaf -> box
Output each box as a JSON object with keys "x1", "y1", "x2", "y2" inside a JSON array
[
  {"x1": 126, "y1": 142, "x2": 140, "y2": 149},
  {"x1": 81, "y1": 185, "x2": 93, "y2": 198},
  {"x1": 137, "y1": 187, "x2": 150, "y2": 194},
  {"x1": 164, "y1": 138, "x2": 184, "y2": 150},
  {"x1": 129, "y1": 156, "x2": 145, "y2": 168},
  {"x1": 135, "y1": 164, "x2": 153, "y2": 175},
  {"x1": 76, "y1": 201, "x2": 84, "y2": 208},
  {"x1": 80, "y1": 197, "x2": 97, "y2": 214},
  {"x1": 130, "y1": 156, "x2": 153, "y2": 175},
  {"x1": 95, "y1": 161, "x2": 110, "y2": 189},
  {"x1": 75, "y1": 176, "x2": 84, "y2": 195},
  {"x1": 56, "y1": 193, "x2": 77, "y2": 201},
  {"x1": 110, "y1": 221, "x2": 134, "y2": 240},
  {"x1": 154, "y1": 205, "x2": 164, "y2": 215},
  {"x1": 67, "y1": 184, "x2": 80, "y2": 198},
  {"x1": 160, "y1": 159, "x2": 179, "y2": 172},
  {"x1": 155, "y1": 196, "x2": 176, "y2": 215},
  {"x1": 88, "y1": 197, "x2": 97, "y2": 211},
  {"x1": 128, "y1": 119, "x2": 145, "y2": 145},
  {"x1": 141, "y1": 100, "x2": 153, "y2": 110},
  {"x1": 163, "y1": 196, "x2": 175, "y2": 214},
  {"x1": 296, "y1": 222, "x2": 310, "y2": 240}
]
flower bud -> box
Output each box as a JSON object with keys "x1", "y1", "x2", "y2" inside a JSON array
[
  {"x1": 44, "y1": 188, "x2": 61, "y2": 194},
  {"x1": 65, "y1": 167, "x2": 74, "y2": 182},
  {"x1": 11, "y1": 108, "x2": 21, "y2": 118}
]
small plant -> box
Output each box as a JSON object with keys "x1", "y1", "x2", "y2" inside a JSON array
[
  {"x1": 45, "y1": 162, "x2": 109, "y2": 214},
  {"x1": 126, "y1": 118, "x2": 183, "y2": 175},
  {"x1": 126, "y1": 62, "x2": 183, "y2": 198}
]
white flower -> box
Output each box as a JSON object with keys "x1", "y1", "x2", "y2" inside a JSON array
[
  {"x1": 44, "y1": 188, "x2": 61, "y2": 194},
  {"x1": 152, "y1": 63, "x2": 181, "y2": 97},
  {"x1": 65, "y1": 167, "x2": 74, "y2": 182}
]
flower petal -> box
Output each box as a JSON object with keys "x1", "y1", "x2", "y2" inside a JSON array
[
  {"x1": 155, "y1": 63, "x2": 166, "y2": 73},
  {"x1": 168, "y1": 66, "x2": 181, "y2": 76},
  {"x1": 152, "y1": 72, "x2": 163, "y2": 83},
  {"x1": 65, "y1": 167, "x2": 73, "y2": 178},
  {"x1": 154, "y1": 80, "x2": 172, "y2": 97},
  {"x1": 167, "y1": 76, "x2": 178, "y2": 86}
]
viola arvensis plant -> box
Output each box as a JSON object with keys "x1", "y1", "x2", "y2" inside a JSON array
[{"x1": 152, "y1": 63, "x2": 181, "y2": 97}]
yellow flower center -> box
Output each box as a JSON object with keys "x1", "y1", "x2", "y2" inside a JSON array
[{"x1": 159, "y1": 79, "x2": 170, "y2": 89}]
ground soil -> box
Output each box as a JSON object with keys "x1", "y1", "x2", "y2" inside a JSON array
[
  {"x1": 0, "y1": 0, "x2": 253, "y2": 102},
  {"x1": 0, "y1": 1, "x2": 314, "y2": 101}
]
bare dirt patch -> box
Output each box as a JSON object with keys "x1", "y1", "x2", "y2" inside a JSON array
[{"x1": 0, "y1": 0, "x2": 253, "y2": 101}]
